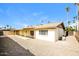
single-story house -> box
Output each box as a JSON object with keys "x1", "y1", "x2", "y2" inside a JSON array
[
  {"x1": 34, "y1": 22, "x2": 65, "y2": 42},
  {"x1": 14, "y1": 29, "x2": 21, "y2": 35},
  {"x1": 14, "y1": 29, "x2": 25, "y2": 36},
  {"x1": 13, "y1": 22, "x2": 65, "y2": 42},
  {"x1": 22, "y1": 27, "x2": 34, "y2": 38},
  {"x1": 14, "y1": 26, "x2": 34, "y2": 38}
]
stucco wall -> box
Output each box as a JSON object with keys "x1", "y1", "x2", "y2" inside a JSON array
[
  {"x1": 3, "y1": 31, "x2": 15, "y2": 35},
  {"x1": 23, "y1": 30, "x2": 30, "y2": 37},
  {"x1": 55, "y1": 29, "x2": 59, "y2": 41},
  {"x1": 35, "y1": 28, "x2": 64, "y2": 42},
  {"x1": 35, "y1": 29, "x2": 56, "y2": 42},
  {"x1": 17, "y1": 30, "x2": 34, "y2": 37},
  {"x1": 55, "y1": 28, "x2": 64, "y2": 41},
  {"x1": 57, "y1": 28, "x2": 64, "y2": 37}
]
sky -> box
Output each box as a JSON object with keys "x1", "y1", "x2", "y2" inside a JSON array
[{"x1": 0, "y1": 3, "x2": 77, "y2": 29}]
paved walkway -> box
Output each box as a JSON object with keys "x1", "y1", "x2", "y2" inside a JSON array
[
  {"x1": 0, "y1": 36, "x2": 34, "y2": 56},
  {"x1": 7, "y1": 35, "x2": 79, "y2": 56}
]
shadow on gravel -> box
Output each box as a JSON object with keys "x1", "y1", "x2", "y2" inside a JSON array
[{"x1": 0, "y1": 36, "x2": 35, "y2": 56}]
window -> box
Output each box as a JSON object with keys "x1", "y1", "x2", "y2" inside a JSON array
[{"x1": 39, "y1": 30, "x2": 48, "y2": 35}]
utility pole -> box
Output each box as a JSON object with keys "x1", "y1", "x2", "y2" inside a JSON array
[{"x1": 75, "y1": 3, "x2": 79, "y2": 31}]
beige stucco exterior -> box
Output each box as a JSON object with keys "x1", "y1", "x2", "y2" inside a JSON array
[
  {"x1": 34, "y1": 28, "x2": 65, "y2": 42},
  {"x1": 35, "y1": 29, "x2": 56, "y2": 41},
  {"x1": 14, "y1": 28, "x2": 34, "y2": 37},
  {"x1": 4, "y1": 22, "x2": 65, "y2": 42},
  {"x1": 34, "y1": 22, "x2": 65, "y2": 42},
  {"x1": 3, "y1": 31, "x2": 15, "y2": 35}
]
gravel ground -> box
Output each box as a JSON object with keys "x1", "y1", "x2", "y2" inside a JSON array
[{"x1": 0, "y1": 36, "x2": 34, "y2": 56}]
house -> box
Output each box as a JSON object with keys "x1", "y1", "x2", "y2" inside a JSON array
[
  {"x1": 12, "y1": 22, "x2": 65, "y2": 42},
  {"x1": 34, "y1": 22, "x2": 65, "y2": 42},
  {"x1": 14, "y1": 26, "x2": 34, "y2": 38},
  {"x1": 22, "y1": 27, "x2": 34, "y2": 38},
  {"x1": 14, "y1": 29, "x2": 21, "y2": 35},
  {"x1": 14, "y1": 29, "x2": 26, "y2": 36}
]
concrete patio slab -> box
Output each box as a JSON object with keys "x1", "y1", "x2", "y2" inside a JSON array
[{"x1": 7, "y1": 35, "x2": 79, "y2": 56}]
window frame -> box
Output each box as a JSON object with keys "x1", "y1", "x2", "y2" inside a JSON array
[{"x1": 39, "y1": 30, "x2": 48, "y2": 35}]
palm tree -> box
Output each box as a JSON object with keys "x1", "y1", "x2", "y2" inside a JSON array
[
  {"x1": 47, "y1": 21, "x2": 51, "y2": 23},
  {"x1": 6, "y1": 25, "x2": 9, "y2": 29},
  {"x1": 73, "y1": 16, "x2": 77, "y2": 31},
  {"x1": 66, "y1": 7, "x2": 70, "y2": 27},
  {"x1": 6, "y1": 25, "x2": 9, "y2": 28},
  {"x1": 40, "y1": 20, "x2": 44, "y2": 25},
  {"x1": 68, "y1": 21, "x2": 71, "y2": 27},
  {"x1": 73, "y1": 17, "x2": 76, "y2": 23},
  {"x1": 73, "y1": 16, "x2": 77, "y2": 23},
  {"x1": 74, "y1": 3, "x2": 79, "y2": 31},
  {"x1": 6, "y1": 25, "x2": 10, "y2": 30},
  {"x1": 73, "y1": 20, "x2": 75, "y2": 23}
]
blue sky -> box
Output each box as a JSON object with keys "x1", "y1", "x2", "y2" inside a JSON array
[{"x1": 0, "y1": 3, "x2": 77, "y2": 29}]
